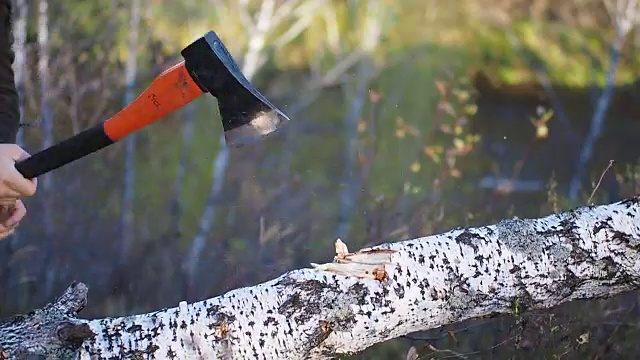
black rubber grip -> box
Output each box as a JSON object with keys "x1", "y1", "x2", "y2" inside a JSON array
[{"x1": 15, "y1": 123, "x2": 114, "y2": 179}]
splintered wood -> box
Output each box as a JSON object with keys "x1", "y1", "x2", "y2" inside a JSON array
[{"x1": 310, "y1": 238, "x2": 397, "y2": 281}]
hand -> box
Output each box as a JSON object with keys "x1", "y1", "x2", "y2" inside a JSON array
[
  {"x1": 0, "y1": 199, "x2": 26, "y2": 238},
  {"x1": 0, "y1": 144, "x2": 37, "y2": 240}
]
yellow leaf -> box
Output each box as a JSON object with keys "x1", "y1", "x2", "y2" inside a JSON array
[
  {"x1": 464, "y1": 104, "x2": 478, "y2": 115},
  {"x1": 453, "y1": 138, "x2": 465, "y2": 150},
  {"x1": 536, "y1": 124, "x2": 549, "y2": 139},
  {"x1": 435, "y1": 80, "x2": 447, "y2": 96},
  {"x1": 452, "y1": 89, "x2": 469, "y2": 102},
  {"x1": 424, "y1": 148, "x2": 440, "y2": 163},
  {"x1": 410, "y1": 162, "x2": 421, "y2": 173},
  {"x1": 438, "y1": 102, "x2": 456, "y2": 116},
  {"x1": 357, "y1": 121, "x2": 367, "y2": 133}
]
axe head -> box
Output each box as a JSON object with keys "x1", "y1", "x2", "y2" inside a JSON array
[{"x1": 181, "y1": 31, "x2": 289, "y2": 146}]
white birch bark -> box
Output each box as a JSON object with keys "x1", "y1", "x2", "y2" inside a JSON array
[
  {"x1": 37, "y1": 0, "x2": 52, "y2": 215},
  {"x1": 169, "y1": 103, "x2": 195, "y2": 234},
  {"x1": 183, "y1": 132, "x2": 228, "y2": 294},
  {"x1": 3, "y1": 197, "x2": 640, "y2": 359},
  {"x1": 336, "y1": 0, "x2": 382, "y2": 239},
  {"x1": 7, "y1": 0, "x2": 28, "y2": 244},
  {"x1": 183, "y1": 0, "x2": 306, "y2": 294},
  {"x1": 168, "y1": 0, "x2": 197, "y2": 237},
  {"x1": 37, "y1": 0, "x2": 52, "y2": 220},
  {"x1": 12, "y1": 0, "x2": 27, "y2": 147},
  {"x1": 37, "y1": 0, "x2": 58, "y2": 299},
  {"x1": 3, "y1": 0, "x2": 29, "y2": 305},
  {"x1": 120, "y1": 0, "x2": 141, "y2": 262}
]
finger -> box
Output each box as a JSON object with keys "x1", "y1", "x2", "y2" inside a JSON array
[
  {"x1": 0, "y1": 186, "x2": 21, "y2": 200},
  {"x1": 0, "y1": 145, "x2": 37, "y2": 197},
  {"x1": 7, "y1": 176, "x2": 38, "y2": 197},
  {"x1": 0, "y1": 203, "x2": 19, "y2": 234},
  {"x1": 0, "y1": 227, "x2": 15, "y2": 240},
  {"x1": 0, "y1": 202, "x2": 18, "y2": 229},
  {"x1": 0, "y1": 144, "x2": 29, "y2": 161},
  {"x1": 4, "y1": 155, "x2": 37, "y2": 197},
  {"x1": 0, "y1": 203, "x2": 15, "y2": 222},
  {"x1": 0, "y1": 222, "x2": 17, "y2": 234},
  {"x1": 4, "y1": 200, "x2": 26, "y2": 227},
  {"x1": 0, "y1": 221, "x2": 14, "y2": 233},
  {"x1": 4, "y1": 173, "x2": 37, "y2": 196},
  {"x1": 0, "y1": 198, "x2": 17, "y2": 207}
]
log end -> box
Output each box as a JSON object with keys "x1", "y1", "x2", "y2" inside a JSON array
[{"x1": 0, "y1": 282, "x2": 95, "y2": 359}]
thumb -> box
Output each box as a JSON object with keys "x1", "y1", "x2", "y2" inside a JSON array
[{"x1": 4, "y1": 146, "x2": 37, "y2": 197}]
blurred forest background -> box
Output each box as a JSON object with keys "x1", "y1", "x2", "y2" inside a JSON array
[{"x1": 3, "y1": 0, "x2": 640, "y2": 358}]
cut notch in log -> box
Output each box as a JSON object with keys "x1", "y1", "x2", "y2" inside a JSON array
[{"x1": 311, "y1": 238, "x2": 398, "y2": 281}]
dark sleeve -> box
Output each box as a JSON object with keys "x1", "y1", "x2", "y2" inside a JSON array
[{"x1": 0, "y1": 0, "x2": 19, "y2": 144}]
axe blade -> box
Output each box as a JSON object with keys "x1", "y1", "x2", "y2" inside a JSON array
[{"x1": 181, "y1": 31, "x2": 290, "y2": 146}]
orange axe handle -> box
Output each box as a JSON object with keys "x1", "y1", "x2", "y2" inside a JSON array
[{"x1": 14, "y1": 62, "x2": 204, "y2": 179}]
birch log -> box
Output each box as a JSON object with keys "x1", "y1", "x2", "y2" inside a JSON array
[{"x1": 2, "y1": 197, "x2": 640, "y2": 359}]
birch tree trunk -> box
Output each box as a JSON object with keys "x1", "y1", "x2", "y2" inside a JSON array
[
  {"x1": 9, "y1": 0, "x2": 27, "y2": 236},
  {"x1": 12, "y1": 0, "x2": 27, "y2": 147},
  {"x1": 183, "y1": 0, "x2": 305, "y2": 296},
  {"x1": 336, "y1": 0, "x2": 382, "y2": 239},
  {"x1": 120, "y1": 0, "x2": 141, "y2": 262},
  {"x1": 169, "y1": 103, "x2": 195, "y2": 235},
  {"x1": 567, "y1": 0, "x2": 639, "y2": 200},
  {"x1": 336, "y1": 66, "x2": 371, "y2": 239},
  {"x1": 37, "y1": 0, "x2": 57, "y2": 298},
  {"x1": 3, "y1": 0, "x2": 28, "y2": 307},
  {"x1": 3, "y1": 196, "x2": 640, "y2": 359},
  {"x1": 183, "y1": 132, "x2": 227, "y2": 295},
  {"x1": 37, "y1": 0, "x2": 52, "y2": 231}
]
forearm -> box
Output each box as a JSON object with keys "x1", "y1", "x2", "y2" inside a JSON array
[{"x1": 0, "y1": 0, "x2": 19, "y2": 144}]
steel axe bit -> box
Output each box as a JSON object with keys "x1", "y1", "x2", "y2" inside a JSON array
[{"x1": 15, "y1": 31, "x2": 290, "y2": 179}]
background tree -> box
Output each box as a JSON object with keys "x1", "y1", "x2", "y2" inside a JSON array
[{"x1": 3, "y1": 0, "x2": 640, "y2": 358}]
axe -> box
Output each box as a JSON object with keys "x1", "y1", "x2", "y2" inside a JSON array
[{"x1": 14, "y1": 31, "x2": 290, "y2": 179}]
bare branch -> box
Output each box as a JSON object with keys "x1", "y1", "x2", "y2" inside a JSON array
[
  {"x1": 271, "y1": 0, "x2": 304, "y2": 26},
  {"x1": 237, "y1": 0, "x2": 256, "y2": 30},
  {"x1": 273, "y1": 1, "x2": 323, "y2": 48}
]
